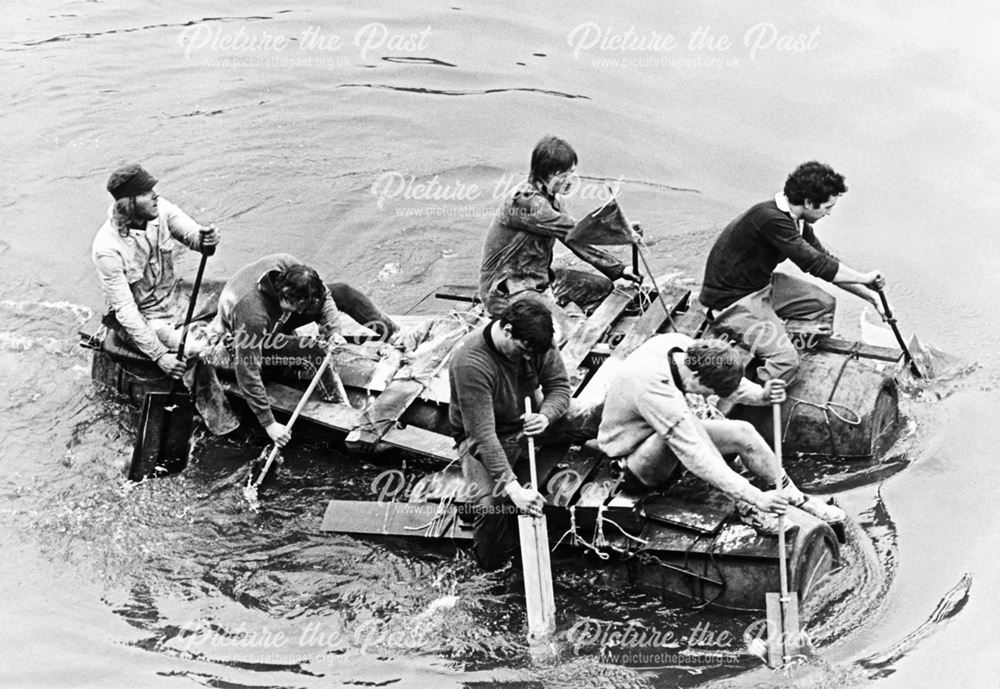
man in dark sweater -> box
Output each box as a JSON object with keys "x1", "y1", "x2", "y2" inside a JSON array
[
  {"x1": 448, "y1": 298, "x2": 571, "y2": 570},
  {"x1": 208, "y1": 254, "x2": 399, "y2": 448},
  {"x1": 700, "y1": 161, "x2": 886, "y2": 383}
]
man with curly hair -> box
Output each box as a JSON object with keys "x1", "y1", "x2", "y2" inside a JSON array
[
  {"x1": 699, "y1": 161, "x2": 886, "y2": 383},
  {"x1": 598, "y1": 334, "x2": 846, "y2": 533}
]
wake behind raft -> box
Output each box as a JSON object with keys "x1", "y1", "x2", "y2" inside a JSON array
[{"x1": 80, "y1": 278, "x2": 906, "y2": 610}]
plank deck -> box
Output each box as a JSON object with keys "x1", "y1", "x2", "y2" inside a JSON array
[{"x1": 224, "y1": 380, "x2": 459, "y2": 463}]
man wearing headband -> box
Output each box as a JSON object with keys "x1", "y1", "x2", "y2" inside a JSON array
[{"x1": 92, "y1": 163, "x2": 220, "y2": 378}]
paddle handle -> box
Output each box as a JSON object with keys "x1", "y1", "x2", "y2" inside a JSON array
[
  {"x1": 876, "y1": 289, "x2": 922, "y2": 378},
  {"x1": 254, "y1": 347, "x2": 337, "y2": 487},
  {"x1": 525, "y1": 397, "x2": 539, "y2": 490},
  {"x1": 176, "y1": 230, "x2": 213, "y2": 361},
  {"x1": 287, "y1": 347, "x2": 337, "y2": 430},
  {"x1": 773, "y1": 402, "x2": 790, "y2": 599}
]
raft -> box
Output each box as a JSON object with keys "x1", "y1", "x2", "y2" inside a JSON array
[
  {"x1": 79, "y1": 279, "x2": 908, "y2": 610},
  {"x1": 321, "y1": 442, "x2": 842, "y2": 611}
]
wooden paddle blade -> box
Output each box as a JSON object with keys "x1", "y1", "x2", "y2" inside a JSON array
[
  {"x1": 765, "y1": 592, "x2": 785, "y2": 668},
  {"x1": 518, "y1": 514, "x2": 556, "y2": 640},
  {"x1": 766, "y1": 592, "x2": 805, "y2": 667},
  {"x1": 783, "y1": 594, "x2": 804, "y2": 657},
  {"x1": 128, "y1": 392, "x2": 194, "y2": 481}
]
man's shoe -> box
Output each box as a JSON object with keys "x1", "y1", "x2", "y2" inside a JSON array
[
  {"x1": 735, "y1": 501, "x2": 784, "y2": 535},
  {"x1": 792, "y1": 495, "x2": 846, "y2": 525}
]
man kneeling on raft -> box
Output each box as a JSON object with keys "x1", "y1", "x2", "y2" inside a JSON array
[
  {"x1": 206, "y1": 254, "x2": 400, "y2": 448},
  {"x1": 598, "y1": 333, "x2": 845, "y2": 533}
]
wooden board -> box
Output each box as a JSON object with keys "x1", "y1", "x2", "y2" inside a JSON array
[
  {"x1": 346, "y1": 315, "x2": 477, "y2": 446},
  {"x1": 522, "y1": 442, "x2": 604, "y2": 507},
  {"x1": 560, "y1": 286, "x2": 638, "y2": 375},
  {"x1": 817, "y1": 337, "x2": 902, "y2": 363},
  {"x1": 320, "y1": 500, "x2": 472, "y2": 540},
  {"x1": 225, "y1": 380, "x2": 460, "y2": 463},
  {"x1": 574, "y1": 286, "x2": 689, "y2": 407},
  {"x1": 641, "y1": 491, "x2": 734, "y2": 535}
]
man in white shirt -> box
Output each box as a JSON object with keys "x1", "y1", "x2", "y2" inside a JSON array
[
  {"x1": 92, "y1": 163, "x2": 219, "y2": 378},
  {"x1": 598, "y1": 333, "x2": 845, "y2": 532}
]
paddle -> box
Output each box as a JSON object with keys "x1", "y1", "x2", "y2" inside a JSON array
[
  {"x1": 243, "y1": 344, "x2": 340, "y2": 502},
  {"x1": 128, "y1": 231, "x2": 214, "y2": 481},
  {"x1": 765, "y1": 402, "x2": 805, "y2": 667},
  {"x1": 875, "y1": 288, "x2": 923, "y2": 378},
  {"x1": 517, "y1": 397, "x2": 557, "y2": 641}
]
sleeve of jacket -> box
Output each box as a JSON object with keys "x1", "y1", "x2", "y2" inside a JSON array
[
  {"x1": 634, "y1": 377, "x2": 761, "y2": 504},
  {"x1": 451, "y1": 360, "x2": 517, "y2": 487},
  {"x1": 316, "y1": 286, "x2": 343, "y2": 340},
  {"x1": 93, "y1": 249, "x2": 169, "y2": 361},
  {"x1": 761, "y1": 216, "x2": 839, "y2": 281},
  {"x1": 161, "y1": 198, "x2": 204, "y2": 251},
  {"x1": 506, "y1": 191, "x2": 626, "y2": 280},
  {"x1": 230, "y1": 305, "x2": 276, "y2": 428},
  {"x1": 537, "y1": 347, "x2": 571, "y2": 423}
]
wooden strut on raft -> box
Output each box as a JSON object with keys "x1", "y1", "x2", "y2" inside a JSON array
[{"x1": 517, "y1": 397, "x2": 557, "y2": 641}]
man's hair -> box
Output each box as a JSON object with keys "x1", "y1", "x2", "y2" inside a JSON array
[
  {"x1": 684, "y1": 339, "x2": 745, "y2": 397},
  {"x1": 110, "y1": 197, "x2": 142, "y2": 234},
  {"x1": 275, "y1": 264, "x2": 325, "y2": 308},
  {"x1": 529, "y1": 135, "x2": 578, "y2": 184},
  {"x1": 499, "y1": 298, "x2": 554, "y2": 353},
  {"x1": 783, "y1": 161, "x2": 848, "y2": 207}
]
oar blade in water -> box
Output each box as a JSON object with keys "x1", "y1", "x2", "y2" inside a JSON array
[
  {"x1": 128, "y1": 392, "x2": 194, "y2": 481},
  {"x1": 860, "y1": 309, "x2": 970, "y2": 380}
]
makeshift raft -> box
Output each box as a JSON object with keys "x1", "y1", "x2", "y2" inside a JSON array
[{"x1": 80, "y1": 279, "x2": 908, "y2": 609}]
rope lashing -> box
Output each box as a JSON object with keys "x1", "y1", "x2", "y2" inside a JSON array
[
  {"x1": 403, "y1": 495, "x2": 454, "y2": 535},
  {"x1": 552, "y1": 506, "x2": 611, "y2": 560},
  {"x1": 779, "y1": 342, "x2": 863, "y2": 457}
]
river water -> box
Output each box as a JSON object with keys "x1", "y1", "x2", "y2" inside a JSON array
[{"x1": 2, "y1": 1, "x2": 999, "y2": 687}]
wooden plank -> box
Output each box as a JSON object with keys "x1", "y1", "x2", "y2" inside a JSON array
[
  {"x1": 320, "y1": 500, "x2": 471, "y2": 539},
  {"x1": 559, "y1": 286, "x2": 638, "y2": 375},
  {"x1": 225, "y1": 380, "x2": 460, "y2": 463},
  {"x1": 346, "y1": 317, "x2": 474, "y2": 447},
  {"x1": 517, "y1": 442, "x2": 603, "y2": 507},
  {"x1": 574, "y1": 286, "x2": 690, "y2": 407},
  {"x1": 817, "y1": 337, "x2": 901, "y2": 363},
  {"x1": 641, "y1": 492, "x2": 734, "y2": 535}
]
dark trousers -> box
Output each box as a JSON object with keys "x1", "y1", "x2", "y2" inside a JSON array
[
  {"x1": 459, "y1": 434, "x2": 524, "y2": 571},
  {"x1": 327, "y1": 282, "x2": 399, "y2": 341}
]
